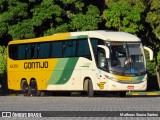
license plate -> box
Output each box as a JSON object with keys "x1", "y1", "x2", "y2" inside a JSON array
[{"x1": 127, "y1": 86, "x2": 134, "y2": 89}]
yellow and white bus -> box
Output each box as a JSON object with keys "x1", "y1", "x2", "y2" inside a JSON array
[{"x1": 7, "y1": 30, "x2": 153, "y2": 97}]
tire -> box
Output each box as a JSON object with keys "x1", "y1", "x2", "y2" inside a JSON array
[
  {"x1": 87, "y1": 80, "x2": 94, "y2": 97},
  {"x1": 21, "y1": 80, "x2": 30, "y2": 96},
  {"x1": 30, "y1": 80, "x2": 41, "y2": 96},
  {"x1": 119, "y1": 92, "x2": 126, "y2": 97}
]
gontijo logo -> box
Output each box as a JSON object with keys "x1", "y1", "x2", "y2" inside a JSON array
[
  {"x1": 24, "y1": 61, "x2": 48, "y2": 69},
  {"x1": 97, "y1": 82, "x2": 106, "y2": 89}
]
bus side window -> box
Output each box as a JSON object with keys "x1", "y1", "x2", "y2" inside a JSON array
[
  {"x1": 98, "y1": 48, "x2": 109, "y2": 72},
  {"x1": 90, "y1": 38, "x2": 105, "y2": 57},
  {"x1": 9, "y1": 45, "x2": 18, "y2": 60},
  {"x1": 18, "y1": 44, "x2": 26, "y2": 60},
  {"x1": 64, "y1": 41, "x2": 76, "y2": 57},
  {"x1": 91, "y1": 39, "x2": 98, "y2": 57},
  {"x1": 38, "y1": 43, "x2": 50, "y2": 58},
  {"x1": 26, "y1": 44, "x2": 35, "y2": 59},
  {"x1": 77, "y1": 39, "x2": 91, "y2": 59},
  {"x1": 51, "y1": 42, "x2": 63, "y2": 58}
]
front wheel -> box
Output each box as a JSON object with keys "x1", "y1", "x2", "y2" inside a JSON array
[{"x1": 87, "y1": 80, "x2": 94, "y2": 97}]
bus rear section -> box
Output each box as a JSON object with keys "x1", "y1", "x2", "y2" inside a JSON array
[{"x1": 7, "y1": 33, "x2": 96, "y2": 97}]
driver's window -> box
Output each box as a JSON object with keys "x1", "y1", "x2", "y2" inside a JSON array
[{"x1": 98, "y1": 48, "x2": 108, "y2": 71}]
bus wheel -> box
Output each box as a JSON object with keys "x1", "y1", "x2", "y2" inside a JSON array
[
  {"x1": 21, "y1": 80, "x2": 30, "y2": 96},
  {"x1": 119, "y1": 92, "x2": 126, "y2": 97},
  {"x1": 30, "y1": 80, "x2": 41, "y2": 96},
  {"x1": 87, "y1": 80, "x2": 94, "y2": 97}
]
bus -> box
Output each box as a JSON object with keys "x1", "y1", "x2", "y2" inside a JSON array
[{"x1": 7, "y1": 30, "x2": 153, "y2": 97}]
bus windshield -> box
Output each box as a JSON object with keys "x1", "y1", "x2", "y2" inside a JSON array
[{"x1": 107, "y1": 42, "x2": 146, "y2": 76}]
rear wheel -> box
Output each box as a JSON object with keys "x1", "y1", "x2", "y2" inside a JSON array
[
  {"x1": 30, "y1": 80, "x2": 41, "y2": 96},
  {"x1": 21, "y1": 80, "x2": 30, "y2": 96}
]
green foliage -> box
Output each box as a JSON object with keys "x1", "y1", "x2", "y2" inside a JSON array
[
  {"x1": 103, "y1": 0, "x2": 145, "y2": 34},
  {"x1": 44, "y1": 24, "x2": 69, "y2": 36},
  {"x1": 0, "y1": 0, "x2": 100, "y2": 39},
  {"x1": 146, "y1": 0, "x2": 160, "y2": 40},
  {"x1": 157, "y1": 52, "x2": 160, "y2": 68},
  {"x1": 70, "y1": 5, "x2": 101, "y2": 31},
  {"x1": 9, "y1": 19, "x2": 35, "y2": 39},
  {"x1": 147, "y1": 60, "x2": 156, "y2": 77},
  {"x1": 0, "y1": 0, "x2": 29, "y2": 39},
  {"x1": 31, "y1": 0, "x2": 62, "y2": 27},
  {"x1": 0, "y1": 46, "x2": 6, "y2": 75}
]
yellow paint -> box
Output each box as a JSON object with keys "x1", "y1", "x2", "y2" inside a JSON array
[
  {"x1": 113, "y1": 74, "x2": 132, "y2": 81},
  {"x1": 147, "y1": 92, "x2": 159, "y2": 95},
  {"x1": 7, "y1": 58, "x2": 58, "y2": 90},
  {"x1": 132, "y1": 93, "x2": 139, "y2": 96},
  {"x1": 9, "y1": 33, "x2": 71, "y2": 44},
  {"x1": 7, "y1": 32, "x2": 71, "y2": 90},
  {"x1": 98, "y1": 82, "x2": 106, "y2": 90}
]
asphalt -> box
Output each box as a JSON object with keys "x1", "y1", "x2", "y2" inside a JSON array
[{"x1": 1, "y1": 90, "x2": 160, "y2": 96}]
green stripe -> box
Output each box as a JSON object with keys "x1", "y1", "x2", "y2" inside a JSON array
[
  {"x1": 47, "y1": 58, "x2": 79, "y2": 85},
  {"x1": 55, "y1": 58, "x2": 79, "y2": 84},
  {"x1": 67, "y1": 35, "x2": 88, "y2": 40},
  {"x1": 47, "y1": 58, "x2": 69, "y2": 84},
  {"x1": 131, "y1": 75, "x2": 145, "y2": 81}
]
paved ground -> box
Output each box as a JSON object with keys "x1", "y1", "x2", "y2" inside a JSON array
[{"x1": 0, "y1": 93, "x2": 160, "y2": 119}]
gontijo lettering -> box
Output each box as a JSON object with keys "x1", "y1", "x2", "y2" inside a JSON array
[{"x1": 24, "y1": 61, "x2": 48, "y2": 69}]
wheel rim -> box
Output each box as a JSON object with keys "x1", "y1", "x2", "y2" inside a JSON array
[
  {"x1": 30, "y1": 81, "x2": 37, "y2": 96},
  {"x1": 22, "y1": 81, "x2": 28, "y2": 96}
]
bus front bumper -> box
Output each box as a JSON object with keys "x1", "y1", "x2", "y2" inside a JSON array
[{"x1": 106, "y1": 80, "x2": 147, "y2": 91}]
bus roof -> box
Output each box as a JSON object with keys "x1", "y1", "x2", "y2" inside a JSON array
[
  {"x1": 71, "y1": 30, "x2": 140, "y2": 42},
  {"x1": 9, "y1": 30, "x2": 140, "y2": 44}
]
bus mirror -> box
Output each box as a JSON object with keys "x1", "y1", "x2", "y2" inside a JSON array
[
  {"x1": 98, "y1": 45, "x2": 110, "y2": 59},
  {"x1": 144, "y1": 46, "x2": 153, "y2": 61}
]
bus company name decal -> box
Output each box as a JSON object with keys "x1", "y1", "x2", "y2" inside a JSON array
[{"x1": 24, "y1": 61, "x2": 48, "y2": 69}]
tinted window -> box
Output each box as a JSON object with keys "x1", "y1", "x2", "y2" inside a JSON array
[
  {"x1": 64, "y1": 41, "x2": 76, "y2": 57},
  {"x1": 9, "y1": 45, "x2": 18, "y2": 60},
  {"x1": 51, "y1": 42, "x2": 63, "y2": 58},
  {"x1": 34, "y1": 44, "x2": 38, "y2": 59},
  {"x1": 26, "y1": 44, "x2": 33, "y2": 59},
  {"x1": 91, "y1": 39, "x2": 98, "y2": 56},
  {"x1": 39, "y1": 43, "x2": 50, "y2": 58},
  {"x1": 77, "y1": 39, "x2": 91, "y2": 58},
  {"x1": 18, "y1": 44, "x2": 26, "y2": 59}
]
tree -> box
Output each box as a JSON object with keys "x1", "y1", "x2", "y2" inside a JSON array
[
  {"x1": 146, "y1": 0, "x2": 160, "y2": 59},
  {"x1": 146, "y1": 0, "x2": 160, "y2": 40},
  {"x1": 44, "y1": 0, "x2": 101, "y2": 34},
  {"x1": 103, "y1": 0, "x2": 145, "y2": 34},
  {"x1": 0, "y1": 45, "x2": 8, "y2": 93},
  {"x1": 0, "y1": 0, "x2": 101, "y2": 40},
  {"x1": 0, "y1": 46, "x2": 6, "y2": 75},
  {"x1": 70, "y1": 5, "x2": 100, "y2": 31},
  {"x1": 0, "y1": 0, "x2": 29, "y2": 42}
]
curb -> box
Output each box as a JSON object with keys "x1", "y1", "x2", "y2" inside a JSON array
[{"x1": 127, "y1": 91, "x2": 160, "y2": 96}]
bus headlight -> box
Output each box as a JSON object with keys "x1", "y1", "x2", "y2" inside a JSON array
[{"x1": 105, "y1": 75, "x2": 117, "y2": 81}]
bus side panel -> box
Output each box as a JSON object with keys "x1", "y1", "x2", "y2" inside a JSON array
[
  {"x1": 47, "y1": 57, "x2": 80, "y2": 91},
  {"x1": 7, "y1": 58, "x2": 58, "y2": 90},
  {"x1": 8, "y1": 57, "x2": 98, "y2": 91},
  {"x1": 46, "y1": 57, "x2": 97, "y2": 91}
]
